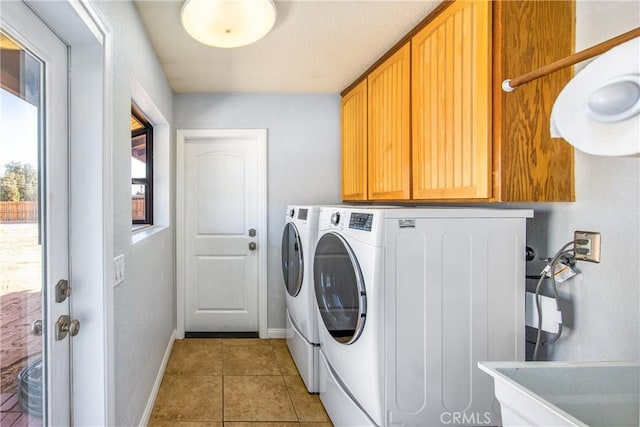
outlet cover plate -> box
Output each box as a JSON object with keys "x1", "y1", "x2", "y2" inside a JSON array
[
  {"x1": 574, "y1": 231, "x2": 601, "y2": 263},
  {"x1": 114, "y1": 254, "x2": 125, "y2": 286}
]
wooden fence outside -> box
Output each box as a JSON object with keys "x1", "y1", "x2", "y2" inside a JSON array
[
  {"x1": 0, "y1": 201, "x2": 39, "y2": 223},
  {"x1": 0, "y1": 200, "x2": 147, "y2": 223},
  {"x1": 132, "y1": 198, "x2": 145, "y2": 221}
]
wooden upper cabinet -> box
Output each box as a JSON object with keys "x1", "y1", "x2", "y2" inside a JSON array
[
  {"x1": 341, "y1": 79, "x2": 368, "y2": 201},
  {"x1": 412, "y1": 0, "x2": 491, "y2": 200},
  {"x1": 367, "y1": 43, "x2": 411, "y2": 201},
  {"x1": 339, "y1": 0, "x2": 575, "y2": 203},
  {"x1": 493, "y1": 0, "x2": 575, "y2": 202}
]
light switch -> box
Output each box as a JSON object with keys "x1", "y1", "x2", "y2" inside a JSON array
[{"x1": 114, "y1": 254, "x2": 125, "y2": 286}]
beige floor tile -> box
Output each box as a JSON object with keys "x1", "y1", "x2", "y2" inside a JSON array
[
  {"x1": 166, "y1": 339, "x2": 223, "y2": 375},
  {"x1": 224, "y1": 376, "x2": 298, "y2": 422},
  {"x1": 222, "y1": 338, "x2": 271, "y2": 347},
  {"x1": 223, "y1": 345, "x2": 281, "y2": 375},
  {"x1": 273, "y1": 347, "x2": 300, "y2": 376},
  {"x1": 175, "y1": 338, "x2": 225, "y2": 348},
  {"x1": 268, "y1": 339, "x2": 288, "y2": 350},
  {"x1": 149, "y1": 422, "x2": 223, "y2": 427},
  {"x1": 223, "y1": 423, "x2": 300, "y2": 427},
  {"x1": 299, "y1": 423, "x2": 333, "y2": 427},
  {"x1": 284, "y1": 376, "x2": 330, "y2": 423},
  {"x1": 151, "y1": 375, "x2": 222, "y2": 422}
]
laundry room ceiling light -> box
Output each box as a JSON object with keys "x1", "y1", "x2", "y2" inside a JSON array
[{"x1": 181, "y1": 0, "x2": 277, "y2": 48}]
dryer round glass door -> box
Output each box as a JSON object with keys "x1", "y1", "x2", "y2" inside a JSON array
[
  {"x1": 281, "y1": 222, "x2": 303, "y2": 296},
  {"x1": 313, "y1": 232, "x2": 366, "y2": 344}
]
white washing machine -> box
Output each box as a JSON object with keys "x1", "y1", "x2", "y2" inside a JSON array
[
  {"x1": 281, "y1": 205, "x2": 321, "y2": 392},
  {"x1": 313, "y1": 206, "x2": 533, "y2": 427},
  {"x1": 313, "y1": 206, "x2": 386, "y2": 426}
]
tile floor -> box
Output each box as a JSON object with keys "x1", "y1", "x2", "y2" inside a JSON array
[{"x1": 149, "y1": 338, "x2": 333, "y2": 427}]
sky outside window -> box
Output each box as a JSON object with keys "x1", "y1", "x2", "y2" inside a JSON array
[{"x1": 0, "y1": 88, "x2": 38, "y2": 173}]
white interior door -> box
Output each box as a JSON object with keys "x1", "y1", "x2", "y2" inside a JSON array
[
  {"x1": 182, "y1": 131, "x2": 266, "y2": 333},
  {"x1": 0, "y1": 2, "x2": 70, "y2": 425}
]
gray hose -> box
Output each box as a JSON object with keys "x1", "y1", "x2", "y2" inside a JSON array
[{"x1": 532, "y1": 241, "x2": 574, "y2": 361}]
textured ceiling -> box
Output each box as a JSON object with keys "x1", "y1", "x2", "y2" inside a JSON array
[{"x1": 134, "y1": 0, "x2": 441, "y2": 93}]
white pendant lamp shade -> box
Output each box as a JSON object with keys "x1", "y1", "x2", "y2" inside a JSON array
[
  {"x1": 181, "y1": 0, "x2": 276, "y2": 48},
  {"x1": 550, "y1": 37, "x2": 640, "y2": 156}
]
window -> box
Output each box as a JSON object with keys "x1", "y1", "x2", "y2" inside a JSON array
[{"x1": 131, "y1": 105, "x2": 153, "y2": 225}]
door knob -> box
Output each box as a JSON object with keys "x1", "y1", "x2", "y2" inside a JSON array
[
  {"x1": 249, "y1": 242, "x2": 257, "y2": 251},
  {"x1": 31, "y1": 320, "x2": 43, "y2": 336},
  {"x1": 55, "y1": 315, "x2": 80, "y2": 341}
]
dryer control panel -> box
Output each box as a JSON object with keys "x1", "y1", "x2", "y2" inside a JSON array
[{"x1": 349, "y1": 213, "x2": 374, "y2": 232}]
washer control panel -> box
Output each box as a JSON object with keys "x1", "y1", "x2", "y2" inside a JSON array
[{"x1": 349, "y1": 213, "x2": 374, "y2": 232}]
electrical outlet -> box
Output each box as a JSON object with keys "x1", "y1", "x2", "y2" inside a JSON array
[{"x1": 574, "y1": 231, "x2": 601, "y2": 263}]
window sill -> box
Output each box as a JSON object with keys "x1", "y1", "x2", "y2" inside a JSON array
[
  {"x1": 132, "y1": 224, "x2": 167, "y2": 245},
  {"x1": 132, "y1": 223, "x2": 151, "y2": 232}
]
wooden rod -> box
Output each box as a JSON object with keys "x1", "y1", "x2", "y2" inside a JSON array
[{"x1": 503, "y1": 27, "x2": 640, "y2": 92}]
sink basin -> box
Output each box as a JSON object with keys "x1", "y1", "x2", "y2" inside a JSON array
[{"x1": 478, "y1": 361, "x2": 639, "y2": 427}]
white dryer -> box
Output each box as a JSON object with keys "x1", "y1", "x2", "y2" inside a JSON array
[
  {"x1": 281, "y1": 205, "x2": 321, "y2": 392},
  {"x1": 313, "y1": 206, "x2": 533, "y2": 427}
]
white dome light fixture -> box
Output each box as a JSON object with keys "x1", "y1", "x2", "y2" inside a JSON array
[{"x1": 181, "y1": 0, "x2": 277, "y2": 49}]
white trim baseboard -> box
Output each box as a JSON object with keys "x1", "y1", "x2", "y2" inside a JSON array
[
  {"x1": 139, "y1": 329, "x2": 177, "y2": 427},
  {"x1": 267, "y1": 328, "x2": 287, "y2": 339}
]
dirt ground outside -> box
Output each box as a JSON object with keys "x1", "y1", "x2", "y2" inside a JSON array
[{"x1": 0, "y1": 223, "x2": 42, "y2": 393}]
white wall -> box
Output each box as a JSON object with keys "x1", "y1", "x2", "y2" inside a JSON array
[
  {"x1": 93, "y1": 2, "x2": 175, "y2": 426},
  {"x1": 524, "y1": 0, "x2": 639, "y2": 361},
  {"x1": 174, "y1": 93, "x2": 341, "y2": 330}
]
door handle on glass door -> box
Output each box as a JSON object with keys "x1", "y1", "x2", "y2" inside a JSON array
[
  {"x1": 55, "y1": 315, "x2": 80, "y2": 340},
  {"x1": 31, "y1": 320, "x2": 43, "y2": 336}
]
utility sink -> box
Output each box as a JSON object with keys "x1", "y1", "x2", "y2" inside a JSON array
[{"x1": 478, "y1": 361, "x2": 639, "y2": 427}]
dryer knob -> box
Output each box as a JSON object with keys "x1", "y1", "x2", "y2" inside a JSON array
[
  {"x1": 288, "y1": 208, "x2": 295, "y2": 218},
  {"x1": 330, "y1": 211, "x2": 341, "y2": 226}
]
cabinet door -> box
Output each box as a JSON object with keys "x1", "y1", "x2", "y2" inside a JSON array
[
  {"x1": 412, "y1": 0, "x2": 491, "y2": 199},
  {"x1": 368, "y1": 43, "x2": 411, "y2": 200},
  {"x1": 341, "y1": 79, "x2": 368, "y2": 201},
  {"x1": 494, "y1": 0, "x2": 575, "y2": 202}
]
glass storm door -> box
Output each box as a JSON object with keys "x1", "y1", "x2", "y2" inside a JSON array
[
  {"x1": 313, "y1": 233, "x2": 367, "y2": 344},
  {"x1": 0, "y1": 2, "x2": 71, "y2": 425},
  {"x1": 281, "y1": 223, "x2": 303, "y2": 297}
]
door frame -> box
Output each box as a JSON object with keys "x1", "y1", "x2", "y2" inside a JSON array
[
  {"x1": 176, "y1": 129, "x2": 268, "y2": 339},
  {"x1": 22, "y1": 1, "x2": 115, "y2": 425}
]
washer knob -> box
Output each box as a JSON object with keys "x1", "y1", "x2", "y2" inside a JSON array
[
  {"x1": 330, "y1": 211, "x2": 341, "y2": 226},
  {"x1": 288, "y1": 208, "x2": 295, "y2": 218}
]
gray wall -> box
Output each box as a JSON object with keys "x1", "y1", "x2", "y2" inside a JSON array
[
  {"x1": 174, "y1": 93, "x2": 341, "y2": 330},
  {"x1": 523, "y1": 0, "x2": 639, "y2": 361},
  {"x1": 94, "y1": 2, "x2": 176, "y2": 426}
]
